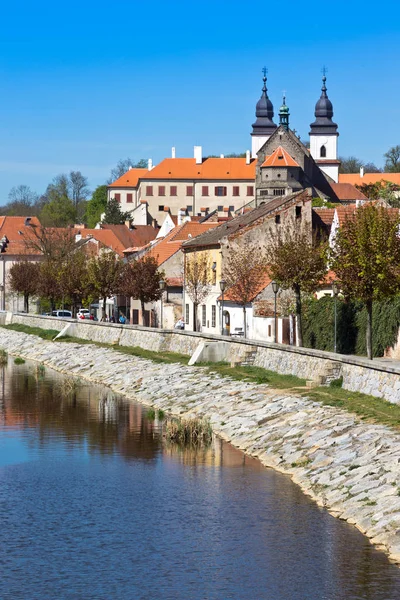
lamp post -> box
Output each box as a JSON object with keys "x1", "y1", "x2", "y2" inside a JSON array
[
  {"x1": 332, "y1": 281, "x2": 339, "y2": 353},
  {"x1": 159, "y1": 279, "x2": 166, "y2": 329},
  {"x1": 220, "y1": 279, "x2": 226, "y2": 335},
  {"x1": 271, "y1": 280, "x2": 279, "y2": 343}
]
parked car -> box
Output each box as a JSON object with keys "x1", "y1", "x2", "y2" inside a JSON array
[
  {"x1": 77, "y1": 309, "x2": 90, "y2": 320},
  {"x1": 52, "y1": 310, "x2": 73, "y2": 318}
]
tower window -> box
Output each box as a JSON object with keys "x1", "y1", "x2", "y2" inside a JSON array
[
  {"x1": 320, "y1": 145, "x2": 326, "y2": 158},
  {"x1": 273, "y1": 189, "x2": 285, "y2": 196},
  {"x1": 296, "y1": 206, "x2": 302, "y2": 219},
  {"x1": 275, "y1": 214, "x2": 281, "y2": 224}
]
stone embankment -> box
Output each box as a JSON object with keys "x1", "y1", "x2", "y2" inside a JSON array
[{"x1": 2, "y1": 328, "x2": 400, "y2": 564}]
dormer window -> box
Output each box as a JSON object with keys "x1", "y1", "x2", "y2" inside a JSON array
[{"x1": 320, "y1": 145, "x2": 326, "y2": 158}]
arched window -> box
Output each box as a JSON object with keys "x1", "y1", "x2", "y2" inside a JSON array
[{"x1": 320, "y1": 145, "x2": 326, "y2": 158}]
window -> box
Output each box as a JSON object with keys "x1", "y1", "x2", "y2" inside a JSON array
[
  {"x1": 229, "y1": 205, "x2": 234, "y2": 212},
  {"x1": 217, "y1": 205, "x2": 223, "y2": 211},
  {"x1": 146, "y1": 186, "x2": 153, "y2": 196},
  {"x1": 114, "y1": 193, "x2": 121, "y2": 203},
  {"x1": 186, "y1": 185, "x2": 194, "y2": 196},
  {"x1": 211, "y1": 305, "x2": 216, "y2": 328},
  {"x1": 273, "y1": 189, "x2": 285, "y2": 196},
  {"x1": 247, "y1": 186, "x2": 254, "y2": 196},
  {"x1": 215, "y1": 186, "x2": 227, "y2": 196},
  {"x1": 158, "y1": 186, "x2": 165, "y2": 196},
  {"x1": 127, "y1": 193, "x2": 133, "y2": 203},
  {"x1": 268, "y1": 325, "x2": 271, "y2": 337},
  {"x1": 185, "y1": 304, "x2": 189, "y2": 325},
  {"x1": 320, "y1": 145, "x2": 326, "y2": 158},
  {"x1": 233, "y1": 186, "x2": 240, "y2": 196},
  {"x1": 170, "y1": 186, "x2": 177, "y2": 196},
  {"x1": 202, "y1": 305, "x2": 206, "y2": 327},
  {"x1": 187, "y1": 205, "x2": 193, "y2": 212},
  {"x1": 296, "y1": 206, "x2": 302, "y2": 219},
  {"x1": 275, "y1": 214, "x2": 281, "y2": 224},
  {"x1": 202, "y1": 186, "x2": 209, "y2": 196},
  {"x1": 158, "y1": 205, "x2": 165, "y2": 211}
]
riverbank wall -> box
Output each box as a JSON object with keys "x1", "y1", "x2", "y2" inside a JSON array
[
  {"x1": 1, "y1": 327, "x2": 400, "y2": 564},
  {"x1": 2, "y1": 311, "x2": 400, "y2": 405}
]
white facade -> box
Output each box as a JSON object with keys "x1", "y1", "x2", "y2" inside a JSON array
[
  {"x1": 251, "y1": 134, "x2": 271, "y2": 159},
  {"x1": 309, "y1": 134, "x2": 339, "y2": 183}
]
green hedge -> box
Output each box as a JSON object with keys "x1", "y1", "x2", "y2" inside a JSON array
[{"x1": 302, "y1": 296, "x2": 400, "y2": 357}]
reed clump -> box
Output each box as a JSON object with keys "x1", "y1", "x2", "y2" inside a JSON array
[
  {"x1": 164, "y1": 417, "x2": 212, "y2": 445},
  {"x1": 55, "y1": 376, "x2": 81, "y2": 399},
  {"x1": 36, "y1": 363, "x2": 46, "y2": 377},
  {"x1": 0, "y1": 349, "x2": 8, "y2": 366}
]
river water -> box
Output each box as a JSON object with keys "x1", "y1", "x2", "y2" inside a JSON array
[{"x1": 1, "y1": 361, "x2": 400, "y2": 600}]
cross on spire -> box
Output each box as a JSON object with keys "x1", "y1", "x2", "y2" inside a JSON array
[
  {"x1": 262, "y1": 66, "x2": 268, "y2": 78},
  {"x1": 321, "y1": 66, "x2": 328, "y2": 77}
]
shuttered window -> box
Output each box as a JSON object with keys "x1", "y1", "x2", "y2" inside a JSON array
[
  {"x1": 247, "y1": 186, "x2": 254, "y2": 196},
  {"x1": 127, "y1": 193, "x2": 133, "y2": 203},
  {"x1": 114, "y1": 193, "x2": 121, "y2": 203},
  {"x1": 146, "y1": 186, "x2": 153, "y2": 196},
  {"x1": 202, "y1": 186, "x2": 209, "y2": 196},
  {"x1": 159, "y1": 186, "x2": 165, "y2": 196},
  {"x1": 170, "y1": 186, "x2": 177, "y2": 196}
]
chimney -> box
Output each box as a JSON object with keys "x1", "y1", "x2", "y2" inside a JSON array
[
  {"x1": 148, "y1": 158, "x2": 153, "y2": 171},
  {"x1": 24, "y1": 217, "x2": 32, "y2": 227},
  {"x1": 177, "y1": 208, "x2": 186, "y2": 226},
  {"x1": 194, "y1": 145, "x2": 202, "y2": 165},
  {"x1": 172, "y1": 147, "x2": 176, "y2": 158},
  {"x1": 75, "y1": 232, "x2": 82, "y2": 242},
  {"x1": 220, "y1": 154, "x2": 224, "y2": 159},
  {"x1": 152, "y1": 218, "x2": 158, "y2": 228},
  {"x1": 246, "y1": 150, "x2": 251, "y2": 165},
  {"x1": 360, "y1": 166, "x2": 364, "y2": 178}
]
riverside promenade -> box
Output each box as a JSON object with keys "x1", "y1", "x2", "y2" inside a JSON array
[{"x1": 2, "y1": 327, "x2": 400, "y2": 565}]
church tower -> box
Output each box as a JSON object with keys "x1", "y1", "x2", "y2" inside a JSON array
[
  {"x1": 251, "y1": 69, "x2": 277, "y2": 158},
  {"x1": 309, "y1": 72, "x2": 340, "y2": 182},
  {"x1": 279, "y1": 95, "x2": 290, "y2": 131}
]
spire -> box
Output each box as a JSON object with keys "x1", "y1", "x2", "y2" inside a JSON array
[
  {"x1": 279, "y1": 94, "x2": 290, "y2": 131},
  {"x1": 309, "y1": 71, "x2": 338, "y2": 135},
  {"x1": 251, "y1": 68, "x2": 277, "y2": 136}
]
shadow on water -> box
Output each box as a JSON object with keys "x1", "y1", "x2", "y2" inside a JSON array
[{"x1": 1, "y1": 360, "x2": 400, "y2": 600}]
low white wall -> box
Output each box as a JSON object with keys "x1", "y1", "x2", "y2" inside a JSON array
[{"x1": 5, "y1": 312, "x2": 400, "y2": 405}]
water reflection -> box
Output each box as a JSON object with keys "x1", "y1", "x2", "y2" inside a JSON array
[{"x1": 1, "y1": 361, "x2": 400, "y2": 600}]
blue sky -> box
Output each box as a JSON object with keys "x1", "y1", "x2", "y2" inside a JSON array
[{"x1": 0, "y1": 0, "x2": 399, "y2": 202}]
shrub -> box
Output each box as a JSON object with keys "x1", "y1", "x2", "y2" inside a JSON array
[{"x1": 164, "y1": 417, "x2": 212, "y2": 445}]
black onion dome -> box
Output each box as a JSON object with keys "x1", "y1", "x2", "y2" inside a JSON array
[
  {"x1": 252, "y1": 73, "x2": 277, "y2": 135},
  {"x1": 310, "y1": 75, "x2": 338, "y2": 135}
]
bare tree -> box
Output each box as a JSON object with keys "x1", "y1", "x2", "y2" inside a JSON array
[
  {"x1": 384, "y1": 145, "x2": 400, "y2": 173},
  {"x1": 107, "y1": 158, "x2": 147, "y2": 184},
  {"x1": 70, "y1": 171, "x2": 90, "y2": 207},
  {"x1": 223, "y1": 244, "x2": 268, "y2": 338},
  {"x1": 184, "y1": 252, "x2": 211, "y2": 332}
]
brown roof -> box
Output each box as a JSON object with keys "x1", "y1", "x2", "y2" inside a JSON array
[
  {"x1": 330, "y1": 183, "x2": 368, "y2": 201},
  {"x1": 335, "y1": 205, "x2": 400, "y2": 224},
  {"x1": 182, "y1": 189, "x2": 311, "y2": 250},
  {"x1": 0, "y1": 216, "x2": 42, "y2": 255},
  {"x1": 101, "y1": 224, "x2": 157, "y2": 249},
  {"x1": 312, "y1": 208, "x2": 335, "y2": 226}
]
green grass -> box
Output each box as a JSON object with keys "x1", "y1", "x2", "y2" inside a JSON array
[
  {"x1": 14, "y1": 357, "x2": 25, "y2": 365},
  {"x1": 4, "y1": 322, "x2": 400, "y2": 431}
]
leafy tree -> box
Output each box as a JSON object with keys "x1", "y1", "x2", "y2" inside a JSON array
[
  {"x1": 8, "y1": 261, "x2": 40, "y2": 312},
  {"x1": 267, "y1": 228, "x2": 328, "y2": 347},
  {"x1": 87, "y1": 252, "x2": 124, "y2": 319},
  {"x1": 331, "y1": 204, "x2": 400, "y2": 359},
  {"x1": 38, "y1": 260, "x2": 62, "y2": 312},
  {"x1": 69, "y1": 171, "x2": 90, "y2": 206},
  {"x1": 356, "y1": 181, "x2": 400, "y2": 205},
  {"x1": 58, "y1": 250, "x2": 91, "y2": 316},
  {"x1": 85, "y1": 185, "x2": 108, "y2": 228},
  {"x1": 184, "y1": 252, "x2": 211, "y2": 332},
  {"x1": 40, "y1": 195, "x2": 76, "y2": 227},
  {"x1": 107, "y1": 158, "x2": 147, "y2": 184},
  {"x1": 223, "y1": 244, "x2": 267, "y2": 338},
  {"x1": 120, "y1": 255, "x2": 163, "y2": 326},
  {"x1": 384, "y1": 145, "x2": 400, "y2": 172},
  {"x1": 102, "y1": 197, "x2": 131, "y2": 225}
]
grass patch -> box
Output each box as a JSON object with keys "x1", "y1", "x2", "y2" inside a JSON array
[
  {"x1": 0, "y1": 349, "x2": 7, "y2": 366},
  {"x1": 164, "y1": 417, "x2": 212, "y2": 446},
  {"x1": 330, "y1": 376, "x2": 343, "y2": 388},
  {"x1": 197, "y1": 362, "x2": 307, "y2": 389},
  {"x1": 147, "y1": 408, "x2": 156, "y2": 420},
  {"x1": 157, "y1": 409, "x2": 165, "y2": 421},
  {"x1": 1, "y1": 323, "x2": 59, "y2": 340},
  {"x1": 14, "y1": 357, "x2": 25, "y2": 365}
]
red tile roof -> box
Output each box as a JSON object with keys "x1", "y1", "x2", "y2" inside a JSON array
[
  {"x1": 261, "y1": 146, "x2": 299, "y2": 168},
  {"x1": 330, "y1": 183, "x2": 367, "y2": 201},
  {"x1": 312, "y1": 208, "x2": 336, "y2": 226},
  {"x1": 108, "y1": 168, "x2": 148, "y2": 188},
  {"x1": 339, "y1": 173, "x2": 400, "y2": 186},
  {"x1": 0, "y1": 216, "x2": 42, "y2": 255},
  {"x1": 101, "y1": 224, "x2": 157, "y2": 249}
]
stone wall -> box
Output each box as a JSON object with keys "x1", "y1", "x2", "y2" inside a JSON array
[{"x1": 5, "y1": 312, "x2": 400, "y2": 404}]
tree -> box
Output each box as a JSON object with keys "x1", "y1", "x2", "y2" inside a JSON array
[
  {"x1": 356, "y1": 181, "x2": 400, "y2": 205},
  {"x1": 384, "y1": 145, "x2": 400, "y2": 172},
  {"x1": 107, "y1": 158, "x2": 147, "y2": 184},
  {"x1": 120, "y1": 256, "x2": 163, "y2": 326},
  {"x1": 363, "y1": 162, "x2": 382, "y2": 173},
  {"x1": 40, "y1": 195, "x2": 76, "y2": 227},
  {"x1": 267, "y1": 228, "x2": 328, "y2": 347},
  {"x1": 102, "y1": 197, "x2": 131, "y2": 225},
  {"x1": 331, "y1": 204, "x2": 400, "y2": 359},
  {"x1": 184, "y1": 252, "x2": 211, "y2": 332},
  {"x1": 38, "y1": 260, "x2": 62, "y2": 312},
  {"x1": 8, "y1": 261, "x2": 40, "y2": 312},
  {"x1": 69, "y1": 171, "x2": 90, "y2": 207},
  {"x1": 58, "y1": 250, "x2": 91, "y2": 316},
  {"x1": 87, "y1": 252, "x2": 124, "y2": 319},
  {"x1": 85, "y1": 185, "x2": 108, "y2": 228},
  {"x1": 223, "y1": 244, "x2": 267, "y2": 337}
]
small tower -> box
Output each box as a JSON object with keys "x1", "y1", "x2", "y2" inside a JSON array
[
  {"x1": 251, "y1": 68, "x2": 277, "y2": 158},
  {"x1": 279, "y1": 95, "x2": 290, "y2": 131},
  {"x1": 309, "y1": 71, "x2": 339, "y2": 182}
]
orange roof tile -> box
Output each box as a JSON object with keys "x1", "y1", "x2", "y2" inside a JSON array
[
  {"x1": 0, "y1": 216, "x2": 42, "y2": 256},
  {"x1": 339, "y1": 173, "x2": 400, "y2": 186},
  {"x1": 218, "y1": 272, "x2": 272, "y2": 302},
  {"x1": 330, "y1": 183, "x2": 367, "y2": 200},
  {"x1": 108, "y1": 158, "x2": 256, "y2": 188},
  {"x1": 261, "y1": 146, "x2": 299, "y2": 168}
]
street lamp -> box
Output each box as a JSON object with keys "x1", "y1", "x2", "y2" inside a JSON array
[
  {"x1": 220, "y1": 279, "x2": 226, "y2": 335},
  {"x1": 332, "y1": 281, "x2": 339, "y2": 353},
  {"x1": 159, "y1": 279, "x2": 166, "y2": 329},
  {"x1": 271, "y1": 280, "x2": 279, "y2": 343}
]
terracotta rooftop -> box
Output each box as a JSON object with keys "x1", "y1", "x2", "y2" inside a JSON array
[
  {"x1": 261, "y1": 146, "x2": 299, "y2": 168},
  {"x1": 101, "y1": 224, "x2": 157, "y2": 249},
  {"x1": 330, "y1": 183, "x2": 368, "y2": 201},
  {"x1": 182, "y1": 189, "x2": 311, "y2": 250},
  {"x1": 108, "y1": 158, "x2": 256, "y2": 188},
  {"x1": 339, "y1": 173, "x2": 400, "y2": 187},
  {"x1": 312, "y1": 208, "x2": 336, "y2": 226},
  {"x1": 218, "y1": 272, "x2": 272, "y2": 302},
  {"x1": 0, "y1": 216, "x2": 42, "y2": 255}
]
